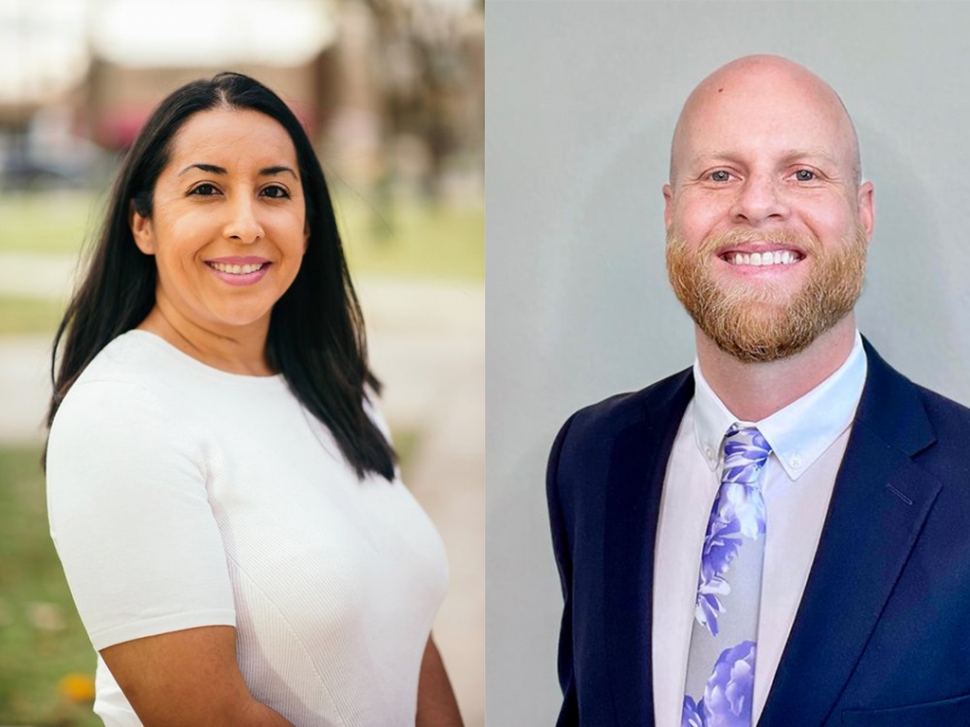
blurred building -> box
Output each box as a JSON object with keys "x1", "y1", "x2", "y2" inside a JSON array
[
  {"x1": 0, "y1": 0, "x2": 92, "y2": 188},
  {"x1": 83, "y1": 0, "x2": 337, "y2": 149},
  {"x1": 0, "y1": 0, "x2": 484, "y2": 200}
]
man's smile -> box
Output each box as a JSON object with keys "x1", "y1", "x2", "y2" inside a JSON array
[{"x1": 720, "y1": 250, "x2": 804, "y2": 267}]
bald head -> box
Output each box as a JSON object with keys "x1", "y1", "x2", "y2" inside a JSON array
[{"x1": 669, "y1": 55, "x2": 861, "y2": 188}]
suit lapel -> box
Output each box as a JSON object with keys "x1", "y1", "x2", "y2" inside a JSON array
[
  {"x1": 603, "y1": 370, "x2": 693, "y2": 727},
  {"x1": 760, "y1": 342, "x2": 941, "y2": 726}
]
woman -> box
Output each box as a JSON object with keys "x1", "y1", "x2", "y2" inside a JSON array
[{"x1": 45, "y1": 72, "x2": 463, "y2": 727}]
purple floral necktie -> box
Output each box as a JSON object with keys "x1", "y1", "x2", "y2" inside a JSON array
[{"x1": 682, "y1": 424, "x2": 771, "y2": 727}]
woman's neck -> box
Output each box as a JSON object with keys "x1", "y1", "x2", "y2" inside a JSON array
[{"x1": 137, "y1": 302, "x2": 274, "y2": 377}]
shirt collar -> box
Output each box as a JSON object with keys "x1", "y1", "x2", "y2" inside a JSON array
[{"x1": 692, "y1": 330, "x2": 868, "y2": 480}]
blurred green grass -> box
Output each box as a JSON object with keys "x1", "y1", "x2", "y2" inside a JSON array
[
  {"x1": 0, "y1": 446, "x2": 100, "y2": 726},
  {"x1": 0, "y1": 193, "x2": 96, "y2": 255},
  {"x1": 0, "y1": 297, "x2": 67, "y2": 336},
  {"x1": 335, "y1": 191, "x2": 484, "y2": 281}
]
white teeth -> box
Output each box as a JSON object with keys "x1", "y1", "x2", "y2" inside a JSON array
[
  {"x1": 726, "y1": 250, "x2": 800, "y2": 267},
  {"x1": 210, "y1": 262, "x2": 265, "y2": 274}
]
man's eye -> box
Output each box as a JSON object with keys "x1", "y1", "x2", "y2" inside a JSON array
[
  {"x1": 710, "y1": 170, "x2": 732, "y2": 182},
  {"x1": 262, "y1": 185, "x2": 291, "y2": 199},
  {"x1": 794, "y1": 169, "x2": 816, "y2": 182},
  {"x1": 190, "y1": 183, "x2": 219, "y2": 196}
]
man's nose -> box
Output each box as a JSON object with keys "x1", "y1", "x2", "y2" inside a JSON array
[
  {"x1": 729, "y1": 174, "x2": 789, "y2": 225},
  {"x1": 223, "y1": 195, "x2": 264, "y2": 243}
]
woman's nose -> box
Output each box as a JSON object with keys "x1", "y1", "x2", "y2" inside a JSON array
[{"x1": 223, "y1": 196, "x2": 264, "y2": 243}]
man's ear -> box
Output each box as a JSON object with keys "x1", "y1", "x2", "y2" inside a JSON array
[
  {"x1": 857, "y1": 180, "x2": 875, "y2": 243},
  {"x1": 129, "y1": 201, "x2": 156, "y2": 255},
  {"x1": 663, "y1": 183, "x2": 674, "y2": 229}
]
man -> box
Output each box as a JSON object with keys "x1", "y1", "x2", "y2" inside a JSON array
[{"x1": 547, "y1": 55, "x2": 970, "y2": 726}]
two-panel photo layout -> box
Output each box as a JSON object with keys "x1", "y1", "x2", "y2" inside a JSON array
[{"x1": 3, "y1": 1, "x2": 970, "y2": 726}]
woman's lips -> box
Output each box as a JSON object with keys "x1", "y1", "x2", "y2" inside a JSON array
[{"x1": 205, "y1": 260, "x2": 271, "y2": 286}]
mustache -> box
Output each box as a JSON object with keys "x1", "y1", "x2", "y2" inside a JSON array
[{"x1": 671, "y1": 228, "x2": 822, "y2": 258}]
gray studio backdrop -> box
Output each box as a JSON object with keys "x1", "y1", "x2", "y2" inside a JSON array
[{"x1": 485, "y1": 2, "x2": 970, "y2": 724}]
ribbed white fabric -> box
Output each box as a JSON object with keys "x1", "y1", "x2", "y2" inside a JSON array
[{"x1": 46, "y1": 330, "x2": 449, "y2": 727}]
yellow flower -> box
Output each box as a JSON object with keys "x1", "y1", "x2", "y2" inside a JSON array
[{"x1": 58, "y1": 672, "x2": 95, "y2": 703}]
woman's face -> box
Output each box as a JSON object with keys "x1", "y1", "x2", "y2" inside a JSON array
[{"x1": 131, "y1": 108, "x2": 308, "y2": 340}]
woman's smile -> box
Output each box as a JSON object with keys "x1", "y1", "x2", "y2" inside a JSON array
[{"x1": 205, "y1": 256, "x2": 273, "y2": 286}]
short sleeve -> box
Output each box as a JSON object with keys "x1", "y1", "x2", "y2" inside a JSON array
[{"x1": 46, "y1": 380, "x2": 236, "y2": 651}]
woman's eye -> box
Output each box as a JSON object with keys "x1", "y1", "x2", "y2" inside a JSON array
[
  {"x1": 262, "y1": 185, "x2": 290, "y2": 199},
  {"x1": 710, "y1": 170, "x2": 732, "y2": 182},
  {"x1": 794, "y1": 169, "x2": 816, "y2": 182},
  {"x1": 190, "y1": 183, "x2": 219, "y2": 196}
]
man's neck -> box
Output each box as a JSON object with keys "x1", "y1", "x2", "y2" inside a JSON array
[{"x1": 695, "y1": 315, "x2": 858, "y2": 422}]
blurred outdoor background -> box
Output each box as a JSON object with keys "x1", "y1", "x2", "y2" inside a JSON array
[{"x1": 0, "y1": 0, "x2": 483, "y2": 725}]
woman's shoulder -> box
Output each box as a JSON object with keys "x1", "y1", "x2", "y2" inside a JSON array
[
  {"x1": 73, "y1": 329, "x2": 176, "y2": 387},
  {"x1": 63, "y1": 329, "x2": 237, "y2": 408},
  {"x1": 50, "y1": 331, "x2": 194, "y2": 442},
  {"x1": 47, "y1": 332, "x2": 208, "y2": 481}
]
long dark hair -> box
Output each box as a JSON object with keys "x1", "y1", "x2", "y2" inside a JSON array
[{"x1": 47, "y1": 72, "x2": 396, "y2": 481}]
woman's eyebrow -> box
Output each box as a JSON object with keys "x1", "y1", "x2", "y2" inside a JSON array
[
  {"x1": 179, "y1": 162, "x2": 226, "y2": 176},
  {"x1": 177, "y1": 163, "x2": 297, "y2": 178},
  {"x1": 259, "y1": 165, "x2": 298, "y2": 178}
]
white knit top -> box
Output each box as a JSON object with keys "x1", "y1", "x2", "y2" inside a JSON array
[{"x1": 46, "y1": 330, "x2": 449, "y2": 727}]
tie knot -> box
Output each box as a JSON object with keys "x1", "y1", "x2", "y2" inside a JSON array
[{"x1": 721, "y1": 424, "x2": 772, "y2": 487}]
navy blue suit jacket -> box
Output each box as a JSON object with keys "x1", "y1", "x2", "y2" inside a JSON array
[{"x1": 547, "y1": 341, "x2": 970, "y2": 726}]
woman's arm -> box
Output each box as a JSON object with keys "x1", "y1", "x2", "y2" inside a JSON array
[
  {"x1": 101, "y1": 625, "x2": 294, "y2": 727},
  {"x1": 416, "y1": 635, "x2": 464, "y2": 727}
]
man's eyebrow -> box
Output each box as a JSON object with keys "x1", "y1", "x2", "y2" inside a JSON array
[
  {"x1": 686, "y1": 151, "x2": 741, "y2": 168},
  {"x1": 177, "y1": 163, "x2": 298, "y2": 178},
  {"x1": 687, "y1": 149, "x2": 842, "y2": 167},
  {"x1": 778, "y1": 149, "x2": 840, "y2": 166}
]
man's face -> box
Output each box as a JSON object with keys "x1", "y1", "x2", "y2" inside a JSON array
[{"x1": 663, "y1": 61, "x2": 874, "y2": 362}]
